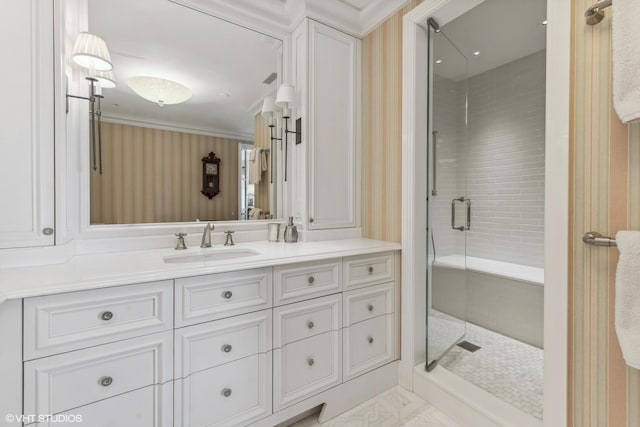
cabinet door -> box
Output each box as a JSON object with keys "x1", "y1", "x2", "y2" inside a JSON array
[
  {"x1": 308, "y1": 21, "x2": 360, "y2": 229},
  {"x1": 0, "y1": 0, "x2": 55, "y2": 249}
]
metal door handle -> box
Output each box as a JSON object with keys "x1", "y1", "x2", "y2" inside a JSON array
[
  {"x1": 432, "y1": 130, "x2": 438, "y2": 196},
  {"x1": 451, "y1": 197, "x2": 471, "y2": 231}
]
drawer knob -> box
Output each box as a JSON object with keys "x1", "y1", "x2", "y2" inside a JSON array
[
  {"x1": 367, "y1": 304, "x2": 374, "y2": 312},
  {"x1": 307, "y1": 357, "x2": 315, "y2": 366},
  {"x1": 100, "y1": 311, "x2": 114, "y2": 321},
  {"x1": 307, "y1": 321, "x2": 314, "y2": 329},
  {"x1": 221, "y1": 388, "x2": 232, "y2": 397},
  {"x1": 368, "y1": 266, "x2": 374, "y2": 274},
  {"x1": 308, "y1": 276, "x2": 315, "y2": 285},
  {"x1": 368, "y1": 336, "x2": 374, "y2": 344},
  {"x1": 222, "y1": 291, "x2": 233, "y2": 299},
  {"x1": 99, "y1": 376, "x2": 113, "y2": 387},
  {"x1": 221, "y1": 344, "x2": 232, "y2": 353}
]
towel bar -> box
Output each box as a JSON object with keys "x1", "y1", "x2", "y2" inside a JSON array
[
  {"x1": 585, "y1": 0, "x2": 612, "y2": 25},
  {"x1": 583, "y1": 231, "x2": 617, "y2": 247}
]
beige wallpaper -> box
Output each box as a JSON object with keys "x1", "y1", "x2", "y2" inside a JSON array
[
  {"x1": 90, "y1": 122, "x2": 241, "y2": 224},
  {"x1": 363, "y1": 1, "x2": 639, "y2": 425},
  {"x1": 569, "y1": 1, "x2": 640, "y2": 426},
  {"x1": 361, "y1": 0, "x2": 422, "y2": 243}
]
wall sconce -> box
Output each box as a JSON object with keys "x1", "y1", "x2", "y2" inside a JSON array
[
  {"x1": 261, "y1": 96, "x2": 281, "y2": 184},
  {"x1": 66, "y1": 32, "x2": 114, "y2": 175},
  {"x1": 275, "y1": 84, "x2": 302, "y2": 182}
]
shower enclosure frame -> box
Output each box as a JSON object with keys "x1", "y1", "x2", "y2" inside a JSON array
[{"x1": 399, "y1": 0, "x2": 571, "y2": 426}]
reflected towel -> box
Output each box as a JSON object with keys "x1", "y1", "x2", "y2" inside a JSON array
[
  {"x1": 248, "y1": 148, "x2": 262, "y2": 184},
  {"x1": 615, "y1": 231, "x2": 640, "y2": 369},
  {"x1": 612, "y1": 0, "x2": 640, "y2": 123}
]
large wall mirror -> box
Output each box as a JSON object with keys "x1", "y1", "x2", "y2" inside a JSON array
[{"x1": 85, "y1": 0, "x2": 283, "y2": 225}]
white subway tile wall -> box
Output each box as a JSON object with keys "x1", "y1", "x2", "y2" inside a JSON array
[{"x1": 431, "y1": 51, "x2": 545, "y2": 268}]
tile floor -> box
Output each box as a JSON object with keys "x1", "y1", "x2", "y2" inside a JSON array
[
  {"x1": 289, "y1": 386, "x2": 460, "y2": 427},
  {"x1": 430, "y1": 311, "x2": 544, "y2": 419}
]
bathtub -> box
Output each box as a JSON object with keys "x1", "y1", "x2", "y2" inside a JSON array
[{"x1": 431, "y1": 254, "x2": 544, "y2": 348}]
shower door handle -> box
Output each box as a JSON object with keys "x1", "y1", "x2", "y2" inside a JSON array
[{"x1": 451, "y1": 197, "x2": 471, "y2": 231}]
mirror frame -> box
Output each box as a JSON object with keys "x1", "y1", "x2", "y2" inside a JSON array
[{"x1": 67, "y1": 0, "x2": 292, "y2": 239}]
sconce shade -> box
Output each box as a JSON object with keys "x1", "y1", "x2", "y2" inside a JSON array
[
  {"x1": 275, "y1": 84, "x2": 296, "y2": 107},
  {"x1": 127, "y1": 76, "x2": 192, "y2": 107},
  {"x1": 72, "y1": 32, "x2": 113, "y2": 71},
  {"x1": 261, "y1": 96, "x2": 276, "y2": 116},
  {"x1": 94, "y1": 70, "x2": 116, "y2": 89}
]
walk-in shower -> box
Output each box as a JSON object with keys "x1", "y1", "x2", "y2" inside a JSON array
[{"x1": 425, "y1": 0, "x2": 547, "y2": 420}]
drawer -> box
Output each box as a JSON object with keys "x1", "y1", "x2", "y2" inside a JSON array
[
  {"x1": 343, "y1": 252, "x2": 395, "y2": 290},
  {"x1": 31, "y1": 382, "x2": 173, "y2": 427},
  {"x1": 343, "y1": 282, "x2": 395, "y2": 326},
  {"x1": 273, "y1": 294, "x2": 341, "y2": 348},
  {"x1": 273, "y1": 330, "x2": 342, "y2": 411},
  {"x1": 274, "y1": 259, "x2": 342, "y2": 305},
  {"x1": 24, "y1": 281, "x2": 173, "y2": 360},
  {"x1": 24, "y1": 331, "x2": 172, "y2": 417},
  {"x1": 343, "y1": 314, "x2": 395, "y2": 381},
  {"x1": 175, "y1": 353, "x2": 272, "y2": 427},
  {"x1": 175, "y1": 309, "x2": 272, "y2": 377},
  {"x1": 176, "y1": 268, "x2": 272, "y2": 327}
]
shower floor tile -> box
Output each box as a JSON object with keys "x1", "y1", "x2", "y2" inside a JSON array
[
  {"x1": 289, "y1": 386, "x2": 460, "y2": 427},
  {"x1": 432, "y1": 311, "x2": 544, "y2": 420}
]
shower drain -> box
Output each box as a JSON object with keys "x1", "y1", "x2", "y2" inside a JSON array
[{"x1": 457, "y1": 340, "x2": 482, "y2": 353}]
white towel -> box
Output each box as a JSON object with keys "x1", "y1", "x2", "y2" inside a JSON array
[
  {"x1": 612, "y1": 0, "x2": 640, "y2": 123},
  {"x1": 248, "y1": 148, "x2": 262, "y2": 184},
  {"x1": 615, "y1": 231, "x2": 640, "y2": 369}
]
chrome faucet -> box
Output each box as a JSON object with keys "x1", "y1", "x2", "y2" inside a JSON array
[
  {"x1": 200, "y1": 223, "x2": 214, "y2": 248},
  {"x1": 224, "y1": 230, "x2": 235, "y2": 246},
  {"x1": 175, "y1": 233, "x2": 187, "y2": 250}
]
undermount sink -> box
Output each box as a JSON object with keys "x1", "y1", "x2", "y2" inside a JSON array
[{"x1": 163, "y1": 248, "x2": 260, "y2": 264}]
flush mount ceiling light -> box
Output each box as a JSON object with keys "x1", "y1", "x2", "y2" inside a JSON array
[
  {"x1": 473, "y1": 51, "x2": 481, "y2": 56},
  {"x1": 435, "y1": 59, "x2": 443, "y2": 64},
  {"x1": 127, "y1": 76, "x2": 192, "y2": 107}
]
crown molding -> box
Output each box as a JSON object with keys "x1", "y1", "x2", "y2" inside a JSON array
[
  {"x1": 101, "y1": 113, "x2": 254, "y2": 142},
  {"x1": 172, "y1": 0, "x2": 411, "y2": 39}
]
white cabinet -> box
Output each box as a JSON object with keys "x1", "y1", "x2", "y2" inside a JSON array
[
  {"x1": 14, "y1": 251, "x2": 399, "y2": 427},
  {"x1": 24, "y1": 331, "x2": 173, "y2": 418},
  {"x1": 0, "y1": 0, "x2": 55, "y2": 249},
  {"x1": 175, "y1": 353, "x2": 272, "y2": 427},
  {"x1": 24, "y1": 281, "x2": 173, "y2": 359},
  {"x1": 292, "y1": 19, "x2": 361, "y2": 230}
]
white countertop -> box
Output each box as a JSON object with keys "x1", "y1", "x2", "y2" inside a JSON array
[{"x1": 0, "y1": 238, "x2": 400, "y2": 302}]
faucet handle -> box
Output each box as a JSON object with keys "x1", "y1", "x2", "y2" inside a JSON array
[
  {"x1": 224, "y1": 231, "x2": 235, "y2": 246},
  {"x1": 175, "y1": 233, "x2": 187, "y2": 250}
]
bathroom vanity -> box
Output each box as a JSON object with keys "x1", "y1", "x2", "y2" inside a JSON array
[{"x1": 0, "y1": 240, "x2": 400, "y2": 426}]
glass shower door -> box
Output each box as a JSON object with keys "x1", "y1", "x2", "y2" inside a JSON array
[{"x1": 426, "y1": 23, "x2": 469, "y2": 370}]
